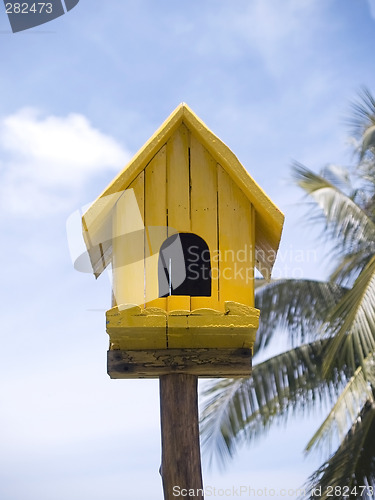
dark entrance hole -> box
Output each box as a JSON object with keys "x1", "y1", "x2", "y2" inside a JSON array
[{"x1": 158, "y1": 233, "x2": 211, "y2": 297}]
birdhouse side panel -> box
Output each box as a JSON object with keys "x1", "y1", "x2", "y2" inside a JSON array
[
  {"x1": 217, "y1": 165, "x2": 255, "y2": 308},
  {"x1": 166, "y1": 123, "x2": 191, "y2": 312},
  {"x1": 112, "y1": 171, "x2": 145, "y2": 307},
  {"x1": 144, "y1": 145, "x2": 168, "y2": 309},
  {"x1": 190, "y1": 133, "x2": 219, "y2": 310}
]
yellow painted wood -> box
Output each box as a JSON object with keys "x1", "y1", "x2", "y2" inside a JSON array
[
  {"x1": 225, "y1": 301, "x2": 256, "y2": 315},
  {"x1": 106, "y1": 306, "x2": 167, "y2": 350},
  {"x1": 83, "y1": 105, "x2": 184, "y2": 236},
  {"x1": 82, "y1": 106, "x2": 185, "y2": 278},
  {"x1": 217, "y1": 165, "x2": 253, "y2": 308},
  {"x1": 112, "y1": 172, "x2": 145, "y2": 308},
  {"x1": 107, "y1": 303, "x2": 259, "y2": 351},
  {"x1": 167, "y1": 309, "x2": 258, "y2": 349},
  {"x1": 181, "y1": 106, "x2": 283, "y2": 279},
  {"x1": 167, "y1": 327, "x2": 256, "y2": 350},
  {"x1": 190, "y1": 308, "x2": 223, "y2": 316},
  {"x1": 83, "y1": 103, "x2": 284, "y2": 281},
  {"x1": 143, "y1": 307, "x2": 167, "y2": 316},
  {"x1": 81, "y1": 191, "x2": 119, "y2": 278},
  {"x1": 250, "y1": 204, "x2": 256, "y2": 307},
  {"x1": 190, "y1": 133, "x2": 219, "y2": 310},
  {"x1": 167, "y1": 124, "x2": 190, "y2": 231},
  {"x1": 166, "y1": 124, "x2": 191, "y2": 312},
  {"x1": 166, "y1": 295, "x2": 190, "y2": 312},
  {"x1": 144, "y1": 145, "x2": 167, "y2": 309}
]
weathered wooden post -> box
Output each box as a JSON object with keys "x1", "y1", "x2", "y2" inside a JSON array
[
  {"x1": 160, "y1": 374, "x2": 203, "y2": 499},
  {"x1": 81, "y1": 104, "x2": 284, "y2": 499}
]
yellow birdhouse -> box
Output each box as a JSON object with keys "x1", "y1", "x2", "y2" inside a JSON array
[{"x1": 82, "y1": 104, "x2": 284, "y2": 378}]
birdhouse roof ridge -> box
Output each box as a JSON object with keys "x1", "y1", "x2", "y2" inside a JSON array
[{"x1": 82, "y1": 103, "x2": 284, "y2": 279}]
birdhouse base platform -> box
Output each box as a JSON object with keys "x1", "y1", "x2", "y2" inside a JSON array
[
  {"x1": 106, "y1": 301, "x2": 259, "y2": 377},
  {"x1": 107, "y1": 347, "x2": 252, "y2": 378}
]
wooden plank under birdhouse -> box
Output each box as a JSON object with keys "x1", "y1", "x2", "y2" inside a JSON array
[
  {"x1": 144, "y1": 145, "x2": 167, "y2": 310},
  {"x1": 190, "y1": 133, "x2": 220, "y2": 311},
  {"x1": 112, "y1": 171, "x2": 145, "y2": 307},
  {"x1": 107, "y1": 347, "x2": 252, "y2": 378},
  {"x1": 166, "y1": 123, "x2": 191, "y2": 312},
  {"x1": 217, "y1": 165, "x2": 254, "y2": 308}
]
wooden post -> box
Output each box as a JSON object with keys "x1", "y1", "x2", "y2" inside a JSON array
[{"x1": 159, "y1": 374, "x2": 204, "y2": 500}]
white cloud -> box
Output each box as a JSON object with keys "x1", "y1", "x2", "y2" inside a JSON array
[{"x1": 0, "y1": 109, "x2": 131, "y2": 216}]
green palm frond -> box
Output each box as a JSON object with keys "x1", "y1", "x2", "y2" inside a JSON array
[
  {"x1": 254, "y1": 279, "x2": 345, "y2": 351},
  {"x1": 320, "y1": 164, "x2": 352, "y2": 191},
  {"x1": 200, "y1": 378, "x2": 245, "y2": 466},
  {"x1": 254, "y1": 278, "x2": 271, "y2": 290},
  {"x1": 201, "y1": 90, "x2": 375, "y2": 493},
  {"x1": 350, "y1": 87, "x2": 375, "y2": 142},
  {"x1": 305, "y1": 360, "x2": 374, "y2": 456},
  {"x1": 323, "y1": 255, "x2": 375, "y2": 375},
  {"x1": 292, "y1": 163, "x2": 375, "y2": 253},
  {"x1": 330, "y1": 249, "x2": 374, "y2": 286},
  {"x1": 200, "y1": 340, "x2": 347, "y2": 466},
  {"x1": 361, "y1": 126, "x2": 375, "y2": 159},
  {"x1": 304, "y1": 400, "x2": 375, "y2": 500}
]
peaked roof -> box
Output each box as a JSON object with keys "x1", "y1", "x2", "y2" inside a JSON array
[{"x1": 82, "y1": 103, "x2": 284, "y2": 280}]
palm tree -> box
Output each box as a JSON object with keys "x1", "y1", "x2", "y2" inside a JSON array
[{"x1": 200, "y1": 88, "x2": 375, "y2": 500}]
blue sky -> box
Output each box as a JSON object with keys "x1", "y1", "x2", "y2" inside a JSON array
[{"x1": 0, "y1": 1, "x2": 375, "y2": 499}]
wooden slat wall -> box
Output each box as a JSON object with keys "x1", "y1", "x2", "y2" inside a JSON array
[
  {"x1": 249, "y1": 204, "x2": 256, "y2": 307},
  {"x1": 190, "y1": 133, "x2": 219, "y2": 310},
  {"x1": 113, "y1": 124, "x2": 255, "y2": 312},
  {"x1": 112, "y1": 172, "x2": 145, "y2": 307},
  {"x1": 144, "y1": 146, "x2": 167, "y2": 309},
  {"x1": 166, "y1": 124, "x2": 191, "y2": 312},
  {"x1": 217, "y1": 165, "x2": 253, "y2": 308}
]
